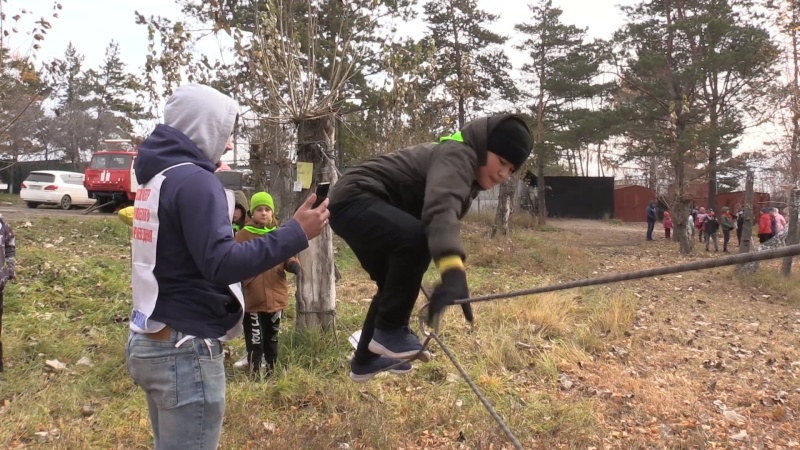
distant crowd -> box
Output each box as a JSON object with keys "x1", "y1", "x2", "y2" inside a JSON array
[{"x1": 646, "y1": 201, "x2": 790, "y2": 252}]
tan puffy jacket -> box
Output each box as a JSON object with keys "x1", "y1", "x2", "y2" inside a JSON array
[{"x1": 234, "y1": 226, "x2": 299, "y2": 313}]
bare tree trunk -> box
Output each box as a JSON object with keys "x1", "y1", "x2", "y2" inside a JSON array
[
  {"x1": 492, "y1": 175, "x2": 517, "y2": 237},
  {"x1": 597, "y1": 143, "x2": 605, "y2": 177},
  {"x1": 249, "y1": 142, "x2": 269, "y2": 192},
  {"x1": 783, "y1": 11, "x2": 800, "y2": 277},
  {"x1": 535, "y1": 97, "x2": 547, "y2": 224},
  {"x1": 673, "y1": 147, "x2": 693, "y2": 254},
  {"x1": 648, "y1": 156, "x2": 658, "y2": 191},
  {"x1": 781, "y1": 189, "x2": 800, "y2": 276},
  {"x1": 268, "y1": 158, "x2": 294, "y2": 223},
  {"x1": 675, "y1": 194, "x2": 692, "y2": 254},
  {"x1": 255, "y1": 121, "x2": 293, "y2": 223},
  {"x1": 707, "y1": 108, "x2": 719, "y2": 212},
  {"x1": 294, "y1": 114, "x2": 338, "y2": 331},
  {"x1": 737, "y1": 170, "x2": 756, "y2": 273}
]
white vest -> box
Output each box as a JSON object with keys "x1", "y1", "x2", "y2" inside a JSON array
[{"x1": 130, "y1": 163, "x2": 244, "y2": 341}]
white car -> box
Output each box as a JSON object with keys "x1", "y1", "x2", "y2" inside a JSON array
[{"x1": 20, "y1": 170, "x2": 96, "y2": 210}]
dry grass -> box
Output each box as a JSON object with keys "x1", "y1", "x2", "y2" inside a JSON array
[
  {"x1": 0, "y1": 217, "x2": 686, "y2": 449},
  {"x1": 732, "y1": 264, "x2": 800, "y2": 305}
]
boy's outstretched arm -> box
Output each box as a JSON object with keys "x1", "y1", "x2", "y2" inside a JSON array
[{"x1": 422, "y1": 146, "x2": 476, "y2": 323}]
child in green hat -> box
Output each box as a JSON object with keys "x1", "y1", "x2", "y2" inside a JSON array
[{"x1": 234, "y1": 192, "x2": 301, "y2": 378}]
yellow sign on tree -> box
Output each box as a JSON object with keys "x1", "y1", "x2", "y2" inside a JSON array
[{"x1": 297, "y1": 162, "x2": 314, "y2": 189}]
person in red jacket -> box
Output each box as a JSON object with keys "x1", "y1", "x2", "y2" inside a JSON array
[
  {"x1": 663, "y1": 211, "x2": 673, "y2": 239},
  {"x1": 758, "y1": 207, "x2": 774, "y2": 244}
]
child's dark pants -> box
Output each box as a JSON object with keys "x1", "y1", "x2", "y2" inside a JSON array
[
  {"x1": 329, "y1": 196, "x2": 431, "y2": 364},
  {"x1": 243, "y1": 311, "x2": 281, "y2": 375}
]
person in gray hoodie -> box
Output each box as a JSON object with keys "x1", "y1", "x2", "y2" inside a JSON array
[{"x1": 125, "y1": 84, "x2": 330, "y2": 450}]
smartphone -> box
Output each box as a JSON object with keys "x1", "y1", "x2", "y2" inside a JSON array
[{"x1": 312, "y1": 182, "x2": 330, "y2": 208}]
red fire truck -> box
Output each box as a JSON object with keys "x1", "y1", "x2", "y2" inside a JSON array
[{"x1": 84, "y1": 139, "x2": 138, "y2": 213}]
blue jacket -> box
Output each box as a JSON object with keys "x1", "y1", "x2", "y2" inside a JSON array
[
  {"x1": 133, "y1": 122, "x2": 308, "y2": 338},
  {"x1": 646, "y1": 204, "x2": 656, "y2": 222}
]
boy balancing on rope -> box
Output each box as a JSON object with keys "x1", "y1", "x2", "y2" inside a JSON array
[{"x1": 328, "y1": 114, "x2": 532, "y2": 382}]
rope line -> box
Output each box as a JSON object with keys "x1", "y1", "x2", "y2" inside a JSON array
[
  {"x1": 409, "y1": 243, "x2": 800, "y2": 448},
  {"x1": 429, "y1": 332, "x2": 524, "y2": 450},
  {"x1": 418, "y1": 286, "x2": 523, "y2": 448},
  {"x1": 452, "y1": 243, "x2": 800, "y2": 306}
]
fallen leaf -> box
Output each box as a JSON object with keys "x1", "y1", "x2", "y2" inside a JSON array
[
  {"x1": 45, "y1": 359, "x2": 67, "y2": 371},
  {"x1": 81, "y1": 405, "x2": 95, "y2": 417},
  {"x1": 730, "y1": 429, "x2": 748, "y2": 441},
  {"x1": 772, "y1": 406, "x2": 788, "y2": 422},
  {"x1": 558, "y1": 373, "x2": 573, "y2": 390},
  {"x1": 76, "y1": 356, "x2": 93, "y2": 367},
  {"x1": 723, "y1": 409, "x2": 747, "y2": 424}
]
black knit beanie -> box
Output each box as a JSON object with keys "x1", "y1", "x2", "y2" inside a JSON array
[{"x1": 486, "y1": 117, "x2": 532, "y2": 170}]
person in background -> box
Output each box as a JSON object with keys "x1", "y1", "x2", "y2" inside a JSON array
[
  {"x1": 696, "y1": 207, "x2": 708, "y2": 242},
  {"x1": 720, "y1": 206, "x2": 735, "y2": 253},
  {"x1": 703, "y1": 210, "x2": 720, "y2": 252},
  {"x1": 646, "y1": 201, "x2": 657, "y2": 241},
  {"x1": 758, "y1": 207, "x2": 774, "y2": 245},
  {"x1": 0, "y1": 215, "x2": 15, "y2": 373},
  {"x1": 773, "y1": 207, "x2": 786, "y2": 234},
  {"x1": 232, "y1": 203, "x2": 247, "y2": 233},
  {"x1": 735, "y1": 205, "x2": 745, "y2": 245},
  {"x1": 662, "y1": 211, "x2": 673, "y2": 240}
]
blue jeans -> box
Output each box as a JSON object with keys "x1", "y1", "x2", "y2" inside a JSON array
[
  {"x1": 705, "y1": 232, "x2": 719, "y2": 251},
  {"x1": 126, "y1": 330, "x2": 226, "y2": 450},
  {"x1": 646, "y1": 220, "x2": 655, "y2": 240}
]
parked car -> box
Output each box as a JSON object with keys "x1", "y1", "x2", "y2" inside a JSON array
[{"x1": 20, "y1": 170, "x2": 96, "y2": 210}]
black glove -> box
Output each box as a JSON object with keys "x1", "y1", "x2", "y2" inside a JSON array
[
  {"x1": 286, "y1": 261, "x2": 301, "y2": 275},
  {"x1": 428, "y1": 269, "x2": 472, "y2": 326}
]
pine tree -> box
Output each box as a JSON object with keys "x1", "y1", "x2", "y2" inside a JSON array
[
  {"x1": 515, "y1": 0, "x2": 611, "y2": 223},
  {"x1": 85, "y1": 40, "x2": 150, "y2": 143},
  {"x1": 614, "y1": 0, "x2": 779, "y2": 253},
  {"x1": 53, "y1": 42, "x2": 89, "y2": 111},
  {"x1": 423, "y1": 0, "x2": 517, "y2": 128},
  {"x1": 691, "y1": 0, "x2": 778, "y2": 211},
  {"x1": 50, "y1": 43, "x2": 94, "y2": 164}
]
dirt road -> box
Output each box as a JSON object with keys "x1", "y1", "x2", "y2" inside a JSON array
[
  {"x1": 0, "y1": 205, "x2": 111, "y2": 220},
  {"x1": 549, "y1": 217, "x2": 800, "y2": 448}
]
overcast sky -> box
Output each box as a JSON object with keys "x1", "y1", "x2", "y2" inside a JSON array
[
  {"x1": 14, "y1": 0, "x2": 772, "y2": 164},
  {"x1": 18, "y1": 0, "x2": 638, "y2": 72}
]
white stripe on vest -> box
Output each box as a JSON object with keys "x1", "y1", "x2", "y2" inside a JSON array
[{"x1": 130, "y1": 163, "x2": 244, "y2": 341}]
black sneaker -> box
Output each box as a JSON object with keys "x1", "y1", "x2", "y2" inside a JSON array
[
  {"x1": 369, "y1": 327, "x2": 431, "y2": 362},
  {"x1": 349, "y1": 356, "x2": 412, "y2": 383}
]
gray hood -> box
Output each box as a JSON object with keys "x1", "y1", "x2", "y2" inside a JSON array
[{"x1": 163, "y1": 84, "x2": 239, "y2": 164}]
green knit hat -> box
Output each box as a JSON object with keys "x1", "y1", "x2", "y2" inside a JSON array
[{"x1": 250, "y1": 192, "x2": 275, "y2": 215}]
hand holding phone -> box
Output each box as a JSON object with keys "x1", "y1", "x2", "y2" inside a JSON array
[
  {"x1": 294, "y1": 184, "x2": 331, "y2": 240},
  {"x1": 312, "y1": 182, "x2": 330, "y2": 208}
]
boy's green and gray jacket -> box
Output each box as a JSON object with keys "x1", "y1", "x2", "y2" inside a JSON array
[{"x1": 330, "y1": 113, "x2": 523, "y2": 261}]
